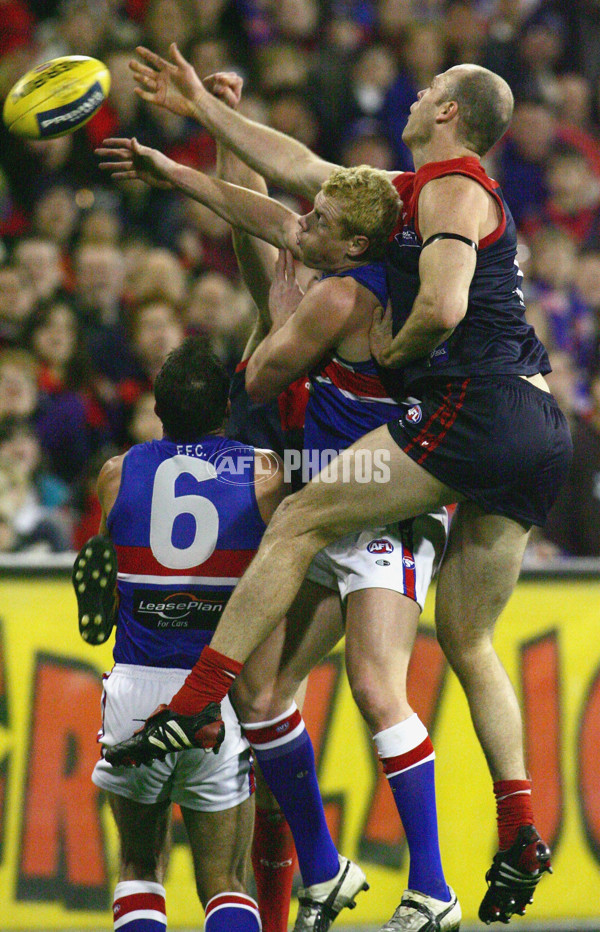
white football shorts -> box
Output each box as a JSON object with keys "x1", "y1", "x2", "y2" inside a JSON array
[
  {"x1": 92, "y1": 664, "x2": 253, "y2": 812},
  {"x1": 305, "y1": 510, "x2": 448, "y2": 609}
]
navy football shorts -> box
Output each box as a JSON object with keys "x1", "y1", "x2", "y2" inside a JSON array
[{"x1": 387, "y1": 375, "x2": 573, "y2": 527}]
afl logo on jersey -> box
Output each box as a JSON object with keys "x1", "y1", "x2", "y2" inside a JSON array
[
  {"x1": 367, "y1": 539, "x2": 394, "y2": 554},
  {"x1": 406, "y1": 405, "x2": 422, "y2": 424}
]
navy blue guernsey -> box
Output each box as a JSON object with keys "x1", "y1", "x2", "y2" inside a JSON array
[{"x1": 386, "y1": 157, "x2": 550, "y2": 392}]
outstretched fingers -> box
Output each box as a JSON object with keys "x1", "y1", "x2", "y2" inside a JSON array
[{"x1": 135, "y1": 45, "x2": 172, "y2": 71}]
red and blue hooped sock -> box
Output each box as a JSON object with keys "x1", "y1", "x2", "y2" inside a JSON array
[
  {"x1": 113, "y1": 880, "x2": 166, "y2": 931},
  {"x1": 374, "y1": 714, "x2": 449, "y2": 902},
  {"x1": 204, "y1": 891, "x2": 261, "y2": 931},
  {"x1": 243, "y1": 704, "x2": 339, "y2": 887}
]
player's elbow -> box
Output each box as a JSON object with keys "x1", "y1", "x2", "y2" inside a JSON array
[
  {"x1": 423, "y1": 290, "x2": 467, "y2": 331},
  {"x1": 245, "y1": 367, "x2": 273, "y2": 404}
]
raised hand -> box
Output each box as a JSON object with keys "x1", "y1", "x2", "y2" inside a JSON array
[
  {"x1": 268, "y1": 248, "x2": 305, "y2": 330},
  {"x1": 203, "y1": 71, "x2": 244, "y2": 110},
  {"x1": 130, "y1": 42, "x2": 204, "y2": 118},
  {"x1": 95, "y1": 137, "x2": 174, "y2": 189}
]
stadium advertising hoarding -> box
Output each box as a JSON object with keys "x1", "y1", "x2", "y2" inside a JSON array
[{"x1": 0, "y1": 572, "x2": 598, "y2": 927}]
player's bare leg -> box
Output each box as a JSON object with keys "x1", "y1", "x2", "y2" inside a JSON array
[
  {"x1": 181, "y1": 796, "x2": 262, "y2": 928},
  {"x1": 346, "y1": 589, "x2": 460, "y2": 931},
  {"x1": 108, "y1": 793, "x2": 172, "y2": 930},
  {"x1": 210, "y1": 426, "x2": 461, "y2": 664},
  {"x1": 233, "y1": 580, "x2": 343, "y2": 722},
  {"x1": 434, "y1": 501, "x2": 552, "y2": 923},
  {"x1": 345, "y1": 588, "x2": 419, "y2": 731},
  {"x1": 234, "y1": 582, "x2": 370, "y2": 932},
  {"x1": 104, "y1": 429, "x2": 459, "y2": 761}
]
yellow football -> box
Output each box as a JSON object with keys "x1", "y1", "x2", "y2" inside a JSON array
[{"x1": 3, "y1": 56, "x2": 111, "y2": 140}]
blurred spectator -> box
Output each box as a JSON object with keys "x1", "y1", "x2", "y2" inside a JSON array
[
  {"x1": 325, "y1": 42, "x2": 398, "y2": 160},
  {"x1": 268, "y1": 90, "x2": 321, "y2": 151},
  {"x1": 376, "y1": 0, "x2": 414, "y2": 46},
  {"x1": 0, "y1": 348, "x2": 38, "y2": 422},
  {"x1": 555, "y1": 73, "x2": 596, "y2": 133},
  {"x1": 255, "y1": 43, "x2": 313, "y2": 98},
  {"x1": 84, "y1": 48, "x2": 144, "y2": 150},
  {"x1": 184, "y1": 271, "x2": 254, "y2": 370},
  {"x1": 491, "y1": 95, "x2": 600, "y2": 229},
  {"x1": 381, "y1": 21, "x2": 447, "y2": 170},
  {"x1": 22, "y1": 298, "x2": 110, "y2": 484},
  {"x1": 521, "y1": 146, "x2": 600, "y2": 246},
  {"x1": 71, "y1": 444, "x2": 118, "y2": 550},
  {"x1": 37, "y1": 0, "x2": 112, "y2": 59},
  {"x1": 12, "y1": 236, "x2": 66, "y2": 303},
  {"x1": 0, "y1": 264, "x2": 35, "y2": 347},
  {"x1": 576, "y1": 247, "x2": 600, "y2": 368},
  {"x1": 72, "y1": 240, "x2": 136, "y2": 382},
  {"x1": 31, "y1": 184, "x2": 80, "y2": 250},
  {"x1": 109, "y1": 300, "x2": 185, "y2": 443},
  {"x1": 0, "y1": 417, "x2": 70, "y2": 553},
  {"x1": 522, "y1": 1, "x2": 600, "y2": 93},
  {"x1": 129, "y1": 300, "x2": 185, "y2": 382},
  {"x1": 341, "y1": 131, "x2": 396, "y2": 170},
  {"x1": 525, "y1": 227, "x2": 596, "y2": 407},
  {"x1": 544, "y1": 349, "x2": 581, "y2": 429},
  {"x1": 541, "y1": 364, "x2": 600, "y2": 557},
  {"x1": 77, "y1": 203, "x2": 123, "y2": 245},
  {"x1": 444, "y1": 0, "x2": 486, "y2": 66},
  {"x1": 323, "y1": 0, "x2": 375, "y2": 53},
  {"x1": 0, "y1": 0, "x2": 35, "y2": 56},
  {"x1": 141, "y1": 0, "x2": 195, "y2": 58},
  {"x1": 272, "y1": 0, "x2": 320, "y2": 49},
  {"x1": 126, "y1": 247, "x2": 188, "y2": 308}
]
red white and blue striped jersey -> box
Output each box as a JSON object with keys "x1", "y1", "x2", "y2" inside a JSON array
[
  {"x1": 107, "y1": 436, "x2": 266, "y2": 668},
  {"x1": 304, "y1": 263, "x2": 404, "y2": 476}
]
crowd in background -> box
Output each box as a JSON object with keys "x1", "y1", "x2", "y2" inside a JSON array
[{"x1": 0, "y1": 0, "x2": 599, "y2": 558}]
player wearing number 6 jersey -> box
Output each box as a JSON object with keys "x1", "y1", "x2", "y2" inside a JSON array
[{"x1": 75, "y1": 336, "x2": 286, "y2": 932}]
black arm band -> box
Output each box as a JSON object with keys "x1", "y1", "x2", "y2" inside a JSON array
[{"x1": 421, "y1": 232, "x2": 478, "y2": 251}]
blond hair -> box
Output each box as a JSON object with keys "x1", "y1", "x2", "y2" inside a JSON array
[{"x1": 321, "y1": 165, "x2": 400, "y2": 259}]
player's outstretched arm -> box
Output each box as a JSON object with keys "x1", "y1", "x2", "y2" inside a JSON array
[
  {"x1": 213, "y1": 80, "x2": 278, "y2": 348},
  {"x1": 97, "y1": 136, "x2": 302, "y2": 255},
  {"x1": 130, "y1": 42, "x2": 337, "y2": 200}
]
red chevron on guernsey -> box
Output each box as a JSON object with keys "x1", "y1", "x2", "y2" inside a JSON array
[
  {"x1": 115, "y1": 544, "x2": 256, "y2": 577},
  {"x1": 319, "y1": 358, "x2": 395, "y2": 401}
]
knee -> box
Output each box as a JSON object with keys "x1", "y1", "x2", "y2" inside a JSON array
[
  {"x1": 435, "y1": 616, "x2": 493, "y2": 671},
  {"x1": 348, "y1": 670, "x2": 410, "y2": 734},
  {"x1": 231, "y1": 675, "x2": 296, "y2": 724}
]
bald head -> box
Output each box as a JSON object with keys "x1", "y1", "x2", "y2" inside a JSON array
[{"x1": 442, "y1": 64, "x2": 514, "y2": 156}]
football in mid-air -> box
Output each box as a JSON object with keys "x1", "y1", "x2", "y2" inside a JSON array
[{"x1": 3, "y1": 55, "x2": 110, "y2": 140}]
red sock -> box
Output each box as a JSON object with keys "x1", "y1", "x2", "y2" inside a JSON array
[
  {"x1": 169, "y1": 646, "x2": 243, "y2": 715},
  {"x1": 252, "y1": 806, "x2": 297, "y2": 932},
  {"x1": 494, "y1": 779, "x2": 534, "y2": 849}
]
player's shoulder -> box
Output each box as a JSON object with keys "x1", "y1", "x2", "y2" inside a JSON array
[
  {"x1": 311, "y1": 271, "x2": 371, "y2": 309},
  {"x1": 98, "y1": 452, "x2": 125, "y2": 483},
  {"x1": 418, "y1": 172, "x2": 491, "y2": 224}
]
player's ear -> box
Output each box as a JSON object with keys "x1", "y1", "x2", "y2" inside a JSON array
[
  {"x1": 348, "y1": 234, "x2": 369, "y2": 258},
  {"x1": 436, "y1": 99, "x2": 458, "y2": 124}
]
